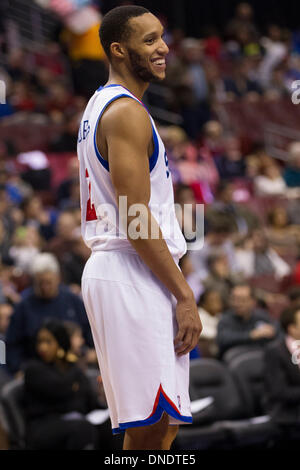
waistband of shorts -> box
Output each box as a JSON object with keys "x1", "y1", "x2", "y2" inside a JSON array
[
  {"x1": 91, "y1": 247, "x2": 138, "y2": 256},
  {"x1": 91, "y1": 248, "x2": 180, "y2": 265}
]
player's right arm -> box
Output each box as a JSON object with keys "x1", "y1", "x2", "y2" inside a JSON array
[{"x1": 99, "y1": 98, "x2": 202, "y2": 356}]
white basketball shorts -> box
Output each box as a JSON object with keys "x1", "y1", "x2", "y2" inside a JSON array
[{"x1": 81, "y1": 250, "x2": 192, "y2": 434}]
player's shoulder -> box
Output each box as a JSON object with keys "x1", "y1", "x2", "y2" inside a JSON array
[{"x1": 101, "y1": 95, "x2": 151, "y2": 135}]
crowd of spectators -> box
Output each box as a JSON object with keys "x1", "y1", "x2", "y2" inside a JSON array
[{"x1": 0, "y1": 0, "x2": 300, "y2": 450}]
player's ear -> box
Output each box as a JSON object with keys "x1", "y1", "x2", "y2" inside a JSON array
[{"x1": 110, "y1": 42, "x2": 126, "y2": 59}]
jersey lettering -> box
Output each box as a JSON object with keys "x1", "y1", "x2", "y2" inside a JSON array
[
  {"x1": 78, "y1": 120, "x2": 90, "y2": 143},
  {"x1": 164, "y1": 151, "x2": 170, "y2": 178}
]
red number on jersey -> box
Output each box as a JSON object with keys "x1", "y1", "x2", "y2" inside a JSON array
[{"x1": 85, "y1": 169, "x2": 97, "y2": 221}]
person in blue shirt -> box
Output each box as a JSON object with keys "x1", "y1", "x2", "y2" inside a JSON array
[{"x1": 5, "y1": 252, "x2": 95, "y2": 375}]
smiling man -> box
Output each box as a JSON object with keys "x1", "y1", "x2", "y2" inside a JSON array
[{"x1": 77, "y1": 5, "x2": 202, "y2": 450}]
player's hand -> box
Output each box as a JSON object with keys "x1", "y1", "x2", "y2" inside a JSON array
[{"x1": 174, "y1": 294, "x2": 202, "y2": 356}]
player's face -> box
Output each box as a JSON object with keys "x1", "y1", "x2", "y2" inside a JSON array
[{"x1": 125, "y1": 13, "x2": 169, "y2": 83}]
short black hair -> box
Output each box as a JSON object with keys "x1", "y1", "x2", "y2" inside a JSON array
[
  {"x1": 99, "y1": 5, "x2": 150, "y2": 59},
  {"x1": 280, "y1": 306, "x2": 300, "y2": 333},
  {"x1": 197, "y1": 288, "x2": 223, "y2": 307},
  {"x1": 40, "y1": 318, "x2": 71, "y2": 353}
]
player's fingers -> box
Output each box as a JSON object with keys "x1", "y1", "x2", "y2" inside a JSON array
[
  {"x1": 177, "y1": 323, "x2": 201, "y2": 356},
  {"x1": 174, "y1": 327, "x2": 185, "y2": 346},
  {"x1": 175, "y1": 328, "x2": 193, "y2": 356}
]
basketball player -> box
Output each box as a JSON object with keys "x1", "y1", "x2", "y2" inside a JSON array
[{"x1": 77, "y1": 5, "x2": 202, "y2": 450}]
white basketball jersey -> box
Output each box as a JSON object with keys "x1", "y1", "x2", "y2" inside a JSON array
[{"x1": 77, "y1": 84, "x2": 186, "y2": 259}]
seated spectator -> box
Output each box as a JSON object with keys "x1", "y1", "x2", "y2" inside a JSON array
[
  {"x1": 59, "y1": 236, "x2": 90, "y2": 294},
  {"x1": 223, "y1": 57, "x2": 262, "y2": 101},
  {"x1": 214, "y1": 135, "x2": 246, "y2": 181},
  {"x1": 5, "y1": 253, "x2": 95, "y2": 375},
  {"x1": 56, "y1": 157, "x2": 79, "y2": 204},
  {"x1": 21, "y1": 195, "x2": 57, "y2": 241},
  {"x1": 203, "y1": 251, "x2": 241, "y2": 303},
  {"x1": 235, "y1": 228, "x2": 291, "y2": 279},
  {"x1": 23, "y1": 319, "x2": 100, "y2": 450},
  {"x1": 189, "y1": 216, "x2": 238, "y2": 281},
  {"x1": 8, "y1": 226, "x2": 42, "y2": 273},
  {"x1": 266, "y1": 206, "x2": 300, "y2": 257},
  {"x1": 163, "y1": 126, "x2": 218, "y2": 201},
  {"x1": 165, "y1": 38, "x2": 211, "y2": 139},
  {"x1": 263, "y1": 65, "x2": 290, "y2": 101},
  {"x1": 58, "y1": 178, "x2": 80, "y2": 211},
  {"x1": 263, "y1": 306, "x2": 300, "y2": 427},
  {"x1": 197, "y1": 289, "x2": 223, "y2": 358},
  {"x1": 254, "y1": 158, "x2": 287, "y2": 196},
  {"x1": 206, "y1": 180, "x2": 260, "y2": 239},
  {"x1": 0, "y1": 166, "x2": 33, "y2": 205},
  {"x1": 217, "y1": 283, "x2": 280, "y2": 358},
  {"x1": 199, "y1": 120, "x2": 225, "y2": 159},
  {"x1": 49, "y1": 113, "x2": 81, "y2": 153},
  {"x1": 46, "y1": 82, "x2": 74, "y2": 118},
  {"x1": 48, "y1": 210, "x2": 78, "y2": 260}
]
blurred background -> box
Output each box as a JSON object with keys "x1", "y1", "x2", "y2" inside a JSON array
[{"x1": 0, "y1": 0, "x2": 300, "y2": 451}]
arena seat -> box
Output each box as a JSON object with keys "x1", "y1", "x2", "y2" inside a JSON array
[
  {"x1": 222, "y1": 345, "x2": 263, "y2": 366},
  {"x1": 174, "y1": 357, "x2": 278, "y2": 450},
  {"x1": 0, "y1": 378, "x2": 25, "y2": 449},
  {"x1": 228, "y1": 350, "x2": 266, "y2": 417},
  {"x1": 174, "y1": 359, "x2": 242, "y2": 450},
  {"x1": 221, "y1": 99, "x2": 300, "y2": 145},
  {"x1": 188, "y1": 359, "x2": 243, "y2": 424},
  {"x1": 225, "y1": 350, "x2": 278, "y2": 447},
  {"x1": 0, "y1": 118, "x2": 62, "y2": 153}
]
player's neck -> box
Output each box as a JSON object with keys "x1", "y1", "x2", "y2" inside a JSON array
[{"x1": 104, "y1": 71, "x2": 149, "y2": 101}]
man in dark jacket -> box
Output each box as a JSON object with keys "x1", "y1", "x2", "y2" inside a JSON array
[
  {"x1": 217, "y1": 283, "x2": 280, "y2": 358},
  {"x1": 263, "y1": 306, "x2": 300, "y2": 426},
  {"x1": 5, "y1": 253, "x2": 95, "y2": 375}
]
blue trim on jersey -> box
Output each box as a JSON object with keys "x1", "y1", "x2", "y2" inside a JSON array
[
  {"x1": 149, "y1": 123, "x2": 159, "y2": 172},
  {"x1": 97, "y1": 84, "x2": 121, "y2": 91},
  {"x1": 93, "y1": 92, "x2": 159, "y2": 173},
  {"x1": 110, "y1": 390, "x2": 193, "y2": 435},
  {"x1": 93, "y1": 93, "x2": 129, "y2": 171},
  {"x1": 112, "y1": 427, "x2": 124, "y2": 435}
]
